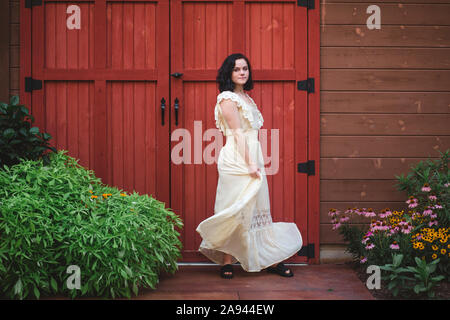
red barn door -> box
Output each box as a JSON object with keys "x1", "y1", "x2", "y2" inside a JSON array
[
  {"x1": 22, "y1": 0, "x2": 319, "y2": 264},
  {"x1": 27, "y1": 0, "x2": 171, "y2": 206},
  {"x1": 170, "y1": 0, "x2": 316, "y2": 263}
]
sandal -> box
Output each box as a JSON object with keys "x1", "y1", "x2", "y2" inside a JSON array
[
  {"x1": 220, "y1": 264, "x2": 234, "y2": 279},
  {"x1": 267, "y1": 262, "x2": 294, "y2": 277}
]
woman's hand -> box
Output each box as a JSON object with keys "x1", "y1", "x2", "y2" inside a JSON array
[{"x1": 248, "y1": 163, "x2": 261, "y2": 179}]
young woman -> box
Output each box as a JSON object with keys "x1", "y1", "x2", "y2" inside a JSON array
[{"x1": 196, "y1": 53, "x2": 303, "y2": 279}]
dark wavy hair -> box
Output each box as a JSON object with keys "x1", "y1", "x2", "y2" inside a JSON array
[{"x1": 216, "y1": 53, "x2": 254, "y2": 92}]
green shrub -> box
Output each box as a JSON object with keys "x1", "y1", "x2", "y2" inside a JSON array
[
  {"x1": 0, "y1": 150, "x2": 183, "y2": 299},
  {"x1": 380, "y1": 254, "x2": 445, "y2": 298},
  {"x1": 0, "y1": 96, "x2": 56, "y2": 168}
]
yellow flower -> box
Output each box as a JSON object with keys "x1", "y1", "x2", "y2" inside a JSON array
[
  {"x1": 120, "y1": 193, "x2": 127, "y2": 197},
  {"x1": 441, "y1": 249, "x2": 447, "y2": 255},
  {"x1": 432, "y1": 245, "x2": 439, "y2": 251},
  {"x1": 432, "y1": 254, "x2": 438, "y2": 260},
  {"x1": 89, "y1": 190, "x2": 93, "y2": 194},
  {"x1": 91, "y1": 195, "x2": 98, "y2": 199}
]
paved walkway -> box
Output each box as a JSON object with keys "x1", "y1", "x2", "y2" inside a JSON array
[{"x1": 134, "y1": 264, "x2": 375, "y2": 300}]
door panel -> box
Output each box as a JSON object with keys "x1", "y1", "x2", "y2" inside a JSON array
[
  {"x1": 171, "y1": 0, "x2": 309, "y2": 263},
  {"x1": 31, "y1": 0, "x2": 170, "y2": 206},
  {"x1": 27, "y1": 0, "x2": 313, "y2": 264}
]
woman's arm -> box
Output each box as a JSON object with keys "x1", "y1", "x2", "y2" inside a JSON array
[{"x1": 219, "y1": 99, "x2": 257, "y2": 167}]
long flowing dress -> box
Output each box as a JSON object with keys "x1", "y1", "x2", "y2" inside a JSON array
[{"x1": 196, "y1": 90, "x2": 303, "y2": 272}]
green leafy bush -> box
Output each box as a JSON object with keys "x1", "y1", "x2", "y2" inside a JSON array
[
  {"x1": 0, "y1": 150, "x2": 183, "y2": 299},
  {"x1": 380, "y1": 254, "x2": 445, "y2": 298},
  {"x1": 0, "y1": 96, "x2": 56, "y2": 167}
]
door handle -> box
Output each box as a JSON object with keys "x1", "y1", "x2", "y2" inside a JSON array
[
  {"x1": 160, "y1": 97, "x2": 166, "y2": 126},
  {"x1": 174, "y1": 98, "x2": 179, "y2": 126},
  {"x1": 170, "y1": 72, "x2": 183, "y2": 78}
]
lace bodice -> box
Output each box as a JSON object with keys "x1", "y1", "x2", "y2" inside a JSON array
[{"x1": 214, "y1": 91, "x2": 264, "y2": 135}]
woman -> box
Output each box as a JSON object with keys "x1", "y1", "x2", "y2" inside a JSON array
[{"x1": 196, "y1": 53, "x2": 302, "y2": 279}]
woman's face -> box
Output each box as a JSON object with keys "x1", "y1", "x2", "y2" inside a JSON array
[{"x1": 231, "y1": 58, "x2": 249, "y2": 88}]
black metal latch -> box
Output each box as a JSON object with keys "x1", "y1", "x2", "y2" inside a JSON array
[
  {"x1": 298, "y1": 243, "x2": 315, "y2": 258},
  {"x1": 297, "y1": 160, "x2": 315, "y2": 176},
  {"x1": 297, "y1": 78, "x2": 315, "y2": 93},
  {"x1": 25, "y1": 77, "x2": 43, "y2": 92},
  {"x1": 25, "y1": 0, "x2": 42, "y2": 8},
  {"x1": 297, "y1": 0, "x2": 315, "y2": 9}
]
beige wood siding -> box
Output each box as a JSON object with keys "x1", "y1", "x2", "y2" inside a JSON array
[{"x1": 320, "y1": 0, "x2": 450, "y2": 244}]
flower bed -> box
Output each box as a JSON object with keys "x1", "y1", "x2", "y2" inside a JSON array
[{"x1": 329, "y1": 150, "x2": 449, "y2": 299}]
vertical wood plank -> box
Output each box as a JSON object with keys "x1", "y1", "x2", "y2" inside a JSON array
[
  {"x1": 261, "y1": 3, "x2": 272, "y2": 68},
  {"x1": 56, "y1": 3, "x2": 67, "y2": 69},
  {"x1": 134, "y1": 82, "x2": 146, "y2": 193},
  {"x1": 67, "y1": 82, "x2": 79, "y2": 155},
  {"x1": 94, "y1": 0, "x2": 107, "y2": 180},
  {"x1": 232, "y1": 1, "x2": 245, "y2": 53},
  {"x1": 45, "y1": 3, "x2": 55, "y2": 69},
  {"x1": 184, "y1": 3, "x2": 194, "y2": 69},
  {"x1": 56, "y1": 82, "x2": 68, "y2": 151}
]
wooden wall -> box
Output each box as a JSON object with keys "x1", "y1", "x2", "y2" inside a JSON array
[{"x1": 319, "y1": 0, "x2": 450, "y2": 246}]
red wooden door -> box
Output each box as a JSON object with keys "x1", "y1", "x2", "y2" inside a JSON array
[
  {"x1": 28, "y1": 0, "x2": 171, "y2": 205},
  {"x1": 170, "y1": 0, "x2": 313, "y2": 263}
]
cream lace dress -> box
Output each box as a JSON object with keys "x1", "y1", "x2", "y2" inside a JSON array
[{"x1": 195, "y1": 90, "x2": 303, "y2": 272}]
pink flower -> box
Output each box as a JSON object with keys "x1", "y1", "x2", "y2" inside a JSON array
[
  {"x1": 328, "y1": 209, "x2": 340, "y2": 217},
  {"x1": 444, "y1": 182, "x2": 450, "y2": 188},
  {"x1": 360, "y1": 257, "x2": 367, "y2": 264},
  {"x1": 365, "y1": 243, "x2": 375, "y2": 250},
  {"x1": 344, "y1": 208, "x2": 354, "y2": 215},
  {"x1": 379, "y1": 209, "x2": 392, "y2": 219},
  {"x1": 428, "y1": 195, "x2": 437, "y2": 201},
  {"x1": 401, "y1": 226, "x2": 412, "y2": 234},
  {"x1": 340, "y1": 216, "x2": 350, "y2": 223},
  {"x1": 364, "y1": 211, "x2": 377, "y2": 218},
  {"x1": 406, "y1": 197, "x2": 419, "y2": 208},
  {"x1": 423, "y1": 208, "x2": 433, "y2": 216},
  {"x1": 421, "y1": 184, "x2": 431, "y2": 192},
  {"x1": 428, "y1": 220, "x2": 438, "y2": 227},
  {"x1": 390, "y1": 243, "x2": 400, "y2": 250},
  {"x1": 332, "y1": 222, "x2": 341, "y2": 230}
]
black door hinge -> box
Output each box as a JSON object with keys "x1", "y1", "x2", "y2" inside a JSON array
[
  {"x1": 298, "y1": 0, "x2": 315, "y2": 9},
  {"x1": 297, "y1": 78, "x2": 315, "y2": 93},
  {"x1": 25, "y1": 0, "x2": 42, "y2": 8},
  {"x1": 25, "y1": 77, "x2": 43, "y2": 92},
  {"x1": 297, "y1": 160, "x2": 315, "y2": 176},
  {"x1": 298, "y1": 243, "x2": 315, "y2": 258}
]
